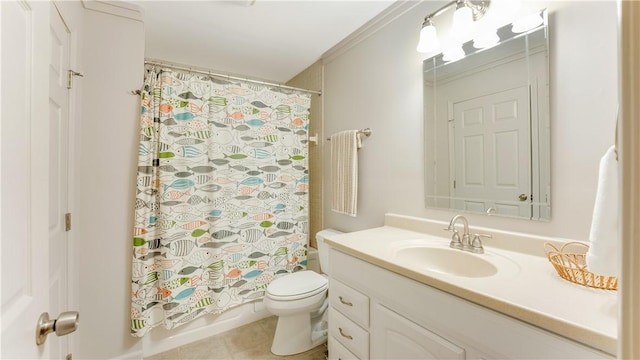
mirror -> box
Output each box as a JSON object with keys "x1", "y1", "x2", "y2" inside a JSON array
[{"x1": 424, "y1": 9, "x2": 550, "y2": 221}]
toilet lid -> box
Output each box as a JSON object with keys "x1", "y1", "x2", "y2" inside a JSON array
[{"x1": 267, "y1": 271, "x2": 328, "y2": 300}]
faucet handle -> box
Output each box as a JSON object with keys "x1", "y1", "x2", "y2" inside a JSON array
[
  {"x1": 468, "y1": 233, "x2": 491, "y2": 254},
  {"x1": 449, "y1": 230, "x2": 463, "y2": 250}
]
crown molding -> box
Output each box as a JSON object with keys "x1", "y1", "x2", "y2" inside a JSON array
[
  {"x1": 81, "y1": 0, "x2": 144, "y2": 22},
  {"x1": 322, "y1": 0, "x2": 423, "y2": 64}
]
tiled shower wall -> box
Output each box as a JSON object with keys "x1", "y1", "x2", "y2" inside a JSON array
[{"x1": 286, "y1": 61, "x2": 323, "y2": 248}]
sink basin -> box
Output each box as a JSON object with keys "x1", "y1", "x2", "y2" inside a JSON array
[
  {"x1": 394, "y1": 246, "x2": 497, "y2": 278},
  {"x1": 389, "y1": 238, "x2": 520, "y2": 278}
]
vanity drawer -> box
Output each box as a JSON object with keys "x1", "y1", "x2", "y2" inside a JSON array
[
  {"x1": 329, "y1": 308, "x2": 369, "y2": 359},
  {"x1": 329, "y1": 278, "x2": 369, "y2": 327},
  {"x1": 328, "y1": 335, "x2": 360, "y2": 360}
]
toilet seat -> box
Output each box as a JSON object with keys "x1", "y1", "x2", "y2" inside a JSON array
[{"x1": 266, "y1": 271, "x2": 328, "y2": 301}]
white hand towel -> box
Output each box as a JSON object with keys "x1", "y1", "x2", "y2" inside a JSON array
[
  {"x1": 331, "y1": 130, "x2": 362, "y2": 217},
  {"x1": 586, "y1": 145, "x2": 620, "y2": 277}
]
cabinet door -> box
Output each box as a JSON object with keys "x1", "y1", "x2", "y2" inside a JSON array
[{"x1": 371, "y1": 303, "x2": 465, "y2": 360}]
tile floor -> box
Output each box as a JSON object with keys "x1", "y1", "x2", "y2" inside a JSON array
[{"x1": 145, "y1": 316, "x2": 327, "y2": 360}]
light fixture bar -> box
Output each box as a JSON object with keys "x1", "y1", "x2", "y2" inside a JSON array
[
  {"x1": 421, "y1": 0, "x2": 489, "y2": 24},
  {"x1": 465, "y1": 0, "x2": 490, "y2": 21},
  {"x1": 426, "y1": 0, "x2": 457, "y2": 20}
]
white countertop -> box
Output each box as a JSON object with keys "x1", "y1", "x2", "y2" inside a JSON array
[{"x1": 324, "y1": 214, "x2": 618, "y2": 356}]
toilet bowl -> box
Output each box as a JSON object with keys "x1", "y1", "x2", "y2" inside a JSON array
[{"x1": 264, "y1": 229, "x2": 343, "y2": 356}]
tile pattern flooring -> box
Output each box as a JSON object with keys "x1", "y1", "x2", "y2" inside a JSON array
[{"x1": 145, "y1": 316, "x2": 327, "y2": 360}]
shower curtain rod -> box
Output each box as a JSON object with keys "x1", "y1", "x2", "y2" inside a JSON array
[{"x1": 143, "y1": 59, "x2": 322, "y2": 96}]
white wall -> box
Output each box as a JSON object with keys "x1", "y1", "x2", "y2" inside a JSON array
[
  {"x1": 78, "y1": 4, "x2": 144, "y2": 358},
  {"x1": 323, "y1": 1, "x2": 619, "y2": 241}
]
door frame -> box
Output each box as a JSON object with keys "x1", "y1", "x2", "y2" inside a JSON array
[{"x1": 619, "y1": 1, "x2": 640, "y2": 358}]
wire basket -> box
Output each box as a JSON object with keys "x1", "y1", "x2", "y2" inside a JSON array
[{"x1": 544, "y1": 242, "x2": 618, "y2": 290}]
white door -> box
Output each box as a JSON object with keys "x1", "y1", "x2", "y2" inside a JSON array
[
  {"x1": 1, "y1": 2, "x2": 76, "y2": 358},
  {"x1": 450, "y1": 86, "x2": 531, "y2": 218}
]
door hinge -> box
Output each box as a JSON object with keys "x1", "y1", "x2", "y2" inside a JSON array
[
  {"x1": 453, "y1": 180, "x2": 456, "y2": 189},
  {"x1": 67, "y1": 70, "x2": 84, "y2": 89},
  {"x1": 65, "y1": 213, "x2": 72, "y2": 232}
]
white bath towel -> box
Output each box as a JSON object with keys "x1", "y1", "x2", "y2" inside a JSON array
[
  {"x1": 331, "y1": 130, "x2": 362, "y2": 217},
  {"x1": 586, "y1": 146, "x2": 620, "y2": 277}
]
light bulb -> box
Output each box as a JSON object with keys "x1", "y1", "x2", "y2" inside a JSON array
[
  {"x1": 473, "y1": 29, "x2": 499, "y2": 49},
  {"x1": 443, "y1": 45, "x2": 465, "y2": 62},
  {"x1": 512, "y1": 12, "x2": 544, "y2": 33},
  {"x1": 416, "y1": 22, "x2": 440, "y2": 53},
  {"x1": 452, "y1": 3, "x2": 474, "y2": 42},
  {"x1": 472, "y1": 7, "x2": 500, "y2": 49}
]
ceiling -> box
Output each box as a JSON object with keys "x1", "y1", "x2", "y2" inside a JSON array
[{"x1": 132, "y1": 0, "x2": 396, "y2": 83}]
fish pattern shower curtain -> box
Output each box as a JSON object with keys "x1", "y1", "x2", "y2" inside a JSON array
[{"x1": 131, "y1": 68, "x2": 310, "y2": 337}]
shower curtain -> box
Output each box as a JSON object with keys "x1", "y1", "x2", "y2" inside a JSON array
[{"x1": 131, "y1": 68, "x2": 310, "y2": 337}]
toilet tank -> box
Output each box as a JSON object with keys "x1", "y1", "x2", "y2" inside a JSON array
[{"x1": 315, "y1": 229, "x2": 344, "y2": 275}]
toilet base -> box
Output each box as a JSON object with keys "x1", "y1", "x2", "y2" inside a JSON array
[
  {"x1": 263, "y1": 271, "x2": 329, "y2": 356},
  {"x1": 270, "y1": 312, "x2": 327, "y2": 356}
]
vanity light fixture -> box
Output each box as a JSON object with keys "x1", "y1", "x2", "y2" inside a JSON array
[
  {"x1": 416, "y1": 0, "x2": 491, "y2": 54},
  {"x1": 472, "y1": 26, "x2": 500, "y2": 49},
  {"x1": 416, "y1": 17, "x2": 440, "y2": 53},
  {"x1": 511, "y1": 12, "x2": 544, "y2": 33},
  {"x1": 442, "y1": 45, "x2": 466, "y2": 62},
  {"x1": 452, "y1": 1, "x2": 475, "y2": 41}
]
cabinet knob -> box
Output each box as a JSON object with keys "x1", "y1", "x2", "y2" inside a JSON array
[
  {"x1": 338, "y1": 327, "x2": 353, "y2": 340},
  {"x1": 338, "y1": 296, "x2": 353, "y2": 306}
]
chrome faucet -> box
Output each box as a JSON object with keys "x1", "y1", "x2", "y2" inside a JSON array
[{"x1": 444, "y1": 215, "x2": 488, "y2": 254}]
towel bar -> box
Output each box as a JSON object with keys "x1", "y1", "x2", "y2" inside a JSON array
[{"x1": 326, "y1": 128, "x2": 372, "y2": 141}]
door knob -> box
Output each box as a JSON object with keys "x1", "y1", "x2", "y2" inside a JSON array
[
  {"x1": 36, "y1": 311, "x2": 79, "y2": 345},
  {"x1": 518, "y1": 194, "x2": 528, "y2": 201}
]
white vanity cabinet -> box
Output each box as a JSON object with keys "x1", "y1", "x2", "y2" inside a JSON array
[
  {"x1": 328, "y1": 248, "x2": 612, "y2": 360},
  {"x1": 371, "y1": 303, "x2": 466, "y2": 359}
]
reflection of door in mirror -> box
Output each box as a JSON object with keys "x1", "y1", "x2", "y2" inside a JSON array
[
  {"x1": 449, "y1": 87, "x2": 531, "y2": 218},
  {"x1": 424, "y1": 13, "x2": 550, "y2": 221}
]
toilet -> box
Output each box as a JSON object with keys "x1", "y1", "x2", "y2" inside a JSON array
[{"x1": 263, "y1": 229, "x2": 343, "y2": 356}]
